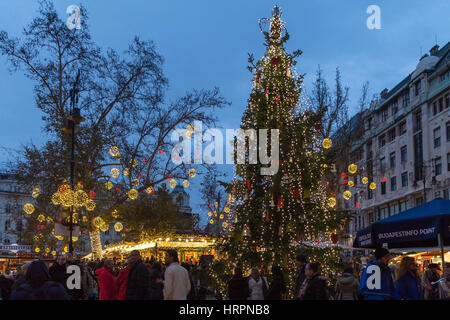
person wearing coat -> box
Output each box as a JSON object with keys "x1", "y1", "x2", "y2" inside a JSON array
[
  {"x1": 115, "y1": 263, "x2": 130, "y2": 300},
  {"x1": 294, "y1": 253, "x2": 307, "y2": 300},
  {"x1": 95, "y1": 259, "x2": 117, "y2": 300},
  {"x1": 227, "y1": 267, "x2": 250, "y2": 300},
  {"x1": 394, "y1": 257, "x2": 423, "y2": 300},
  {"x1": 248, "y1": 267, "x2": 268, "y2": 300},
  {"x1": 181, "y1": 262, "x2": 197, "y2": 300},
  {"x1": 422, "y1": 263, "x2": 441, "y2": 300},
  {"x1": 265, "y1": 265, "x2": 287, "y2": 300},
  {"x1": 125, "y1": 250, "x2": 150, "y2": 300},
  {"x1": 163, "y1": 250, "x2": 191, "y2": 300},
  {"x1": 148, "y1": 262, "x2": 164, "y2": 300},
  {"x1": 10, "y1": 260, "x2": 69, "y2": 300},
  {"x1": 48, "y1": 254, "x2": 68, "y2": 293},
  {"x1": 300, "y1": 262, "x2": 329, "y2": 300},
  {"x1": 335, "y1": 267, "x2": 359, "y2": 300},
  {"x1": 360, "y1": 247, "x2": 394, "y2": 300}
]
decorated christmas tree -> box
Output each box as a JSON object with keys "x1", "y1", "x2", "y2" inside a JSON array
[{"x1": 209, "y1": 7, "x2": 350, "y2": 298}]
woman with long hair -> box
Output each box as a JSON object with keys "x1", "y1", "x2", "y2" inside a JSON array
[
  {"x1": 394, "y1": 257, "x2": 423, "y2": 300},
  {"x1": 265, "y1": 265, "x2": 287, "y2": 300}
]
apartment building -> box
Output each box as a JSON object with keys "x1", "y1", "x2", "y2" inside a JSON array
[{"x1": 344, "y1": 43, "x2": 450, "y2": 245}]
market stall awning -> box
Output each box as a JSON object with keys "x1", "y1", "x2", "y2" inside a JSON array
[{"x1": 353, "y1": 198, "x2": 450, "y2": 249}]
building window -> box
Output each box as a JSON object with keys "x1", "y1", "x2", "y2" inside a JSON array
[
  {"x1": 446, "y1": 95, "x2": 450, "y2": 109},
  {"x1": 390, "y1": 204, "x2": 399, "y2": 216},
  {"x1": 4, "y1": 238, "x2": 10, "y2": 244},
  {"x1": 444, "y1": 189, "x2": 449, "y2": 200},
  {"x1": 413, "y1": 112, "x2": 421, "y2": 132},
  {"x1": 368, "y1": 187, "x2": 373, "y2": 200},
  {"x1": 379, "y1": 135, "x2": 386, "y2": 148},
  {"x1": 434, "y1": 157, "x2": 442, "y2": 176},
  {"x1": 381, "y1": 108, "x2": 388, "y2": 122},
  {"x1": 414, "y1": 80, "x2": 421, "y2": 96},
  {"x1": 399, "y1": 121, "x2": 406, "y2": 135},
  {"x1": 402, "y1": 90, "x2": 410, "y2": 108},
  {"x1": 441, "y1": 70, "x2": 450, "y2": 82},
  {"x1": 401, "y1": 172, "x2": 408, "y2": 187},
  {"x1": 390, "y1": 152, "x2": 396, "y2": 169},
  {"x1": 439, "y1": 97, "x2": 444, "y2": 113},
  {"x1": 448, "y1": 153, "x2": 450, "y2": 172},
  {"x1": 400, "y1": 201, "x2": 408, "y2": 212},
  {"x1": 380, "y1": 157, "x2": 386, "y2": 171},
  {"x1": 401, "y1": 146, "x2": 407, "y2": 163},
  {"x1": 381, "y1": 181, "x2": 386, "y2": 195},
  {"x1": 392, "y1": 101, "x2": 398, "y2": 115},
  {"x1": 367, "y1": 117, "x2": 373, "y2": 131},
  {"x1": 388, "y1": 129, "x2": 396, "y2": 142},
  {"x1": 5, "y1": 220, "x2": 10, "y2": 231},
  {"x1": 380, "y1": 207, "x2": 388, "y2": 219},
  {"x1": 433, "y1": 127, "x2": 441, "y2": 148},
  {"x1": 416, "y1": 197, "x2": 424, "y2": 206},
  {"x1": 391, "y1": 176, "x2": 397, "y2": 191}
]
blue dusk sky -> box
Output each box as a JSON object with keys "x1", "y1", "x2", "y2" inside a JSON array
[{"x1": 0, "y1": 1, "x2": 449, "y2": 227}]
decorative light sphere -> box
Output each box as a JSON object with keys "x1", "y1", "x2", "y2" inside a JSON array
[
  {"x1": 369, "y1": 182, "x2": 377, "y2": 190},
  {"x1": 35, "y1": 247, "x2": 40, "y2": 253},
  {"x1": 51, "y1": 250, "x2": 57, "y2": 256},
  {"x1": 327, "y1": 197, "x2": 336, "y2": 208},
  {"x1": 322, "y1": 138, "x2": 332, "y2": 149},
  {"x1": 224, "y1": 207, "x2": 230, "y2": 213},
  {"x1": 51, "y1": 192, "x2": 61, "y2": 205},
  {"x1": 222, "y1": 222, "x2": 228, "y2": 228},
  {"x1": 114, "y1": 222, "x2": 123, "y2": 232},
  {"x1": 183, "y1": 180, "x2": 190, "y2": 188},
  {"x1": 219, "y1": 214, "x2": 224, "y2": 219},
  {"x1": 105, "y1": 181, "x2": 113, "y2": 190},
  {"x1": 343, "y1": 190, "x2": 352, "y2": 200},
  {"x1": 112, "y1": 209, "x2": 119, "y2": 219},
  {"x1": 110, "y1": 168, "x2": 120, "y2": 178},
  {"x1": 128, "y1": 188, "x2": 139, "y2": 200},
  {"x1": 63, "y1": 246, "x2": 68, "y2": 253},
  {"x1": 214, "y1": 201, "x2": 219, "y2": 207},
  {"x1": 37, "y1": 214, "x2": 45, "y2": 222},
  {"x1": 146, "y1": 186, "x2": 154, "y2": 194},
  {"x1": 169, "y1": 179, "x2": 177, "y2": 189},
  {"x1": 362, "y1": 177, "x2": 369, "y2": 184},
  {"x1": 24, "y1": 203, "x2": 35, "y2": 215},
  {"x1": 85, "y1": 199, "x2": 96, "y2": 211},
  {"x1": 209, "y1": 219, "x2": 214, "y2": 224},
  {"x1": 348, "y1": 164, "x2": 357, "y2": 174},
  {"x1": 45, "y1": 248, "x2": 50, "y2": 253},
  {"x1": 348, "y1": 180, "x2": 355, "y2": 188},
  {"x1": 133, "y1": 179, "x2": 140, "y2": 187},
  {"x1": 188, "y1": 168, "x2": 196, "y2": 178},
  {"x1": 32, "y1": 187, "x2": 40, "y2": 198},
  {"x1": 208, "y1": 211, "x2": 212, "y2": 217},
  {"x1": 92, "y1": 217, "x2": 103, "y2": 228},
  {"x1": 109, "y1": 146, "x2": 120, "y2": 157},
  {"x1": 123, "y1": 168, "x2": 130, "y2": 176}
]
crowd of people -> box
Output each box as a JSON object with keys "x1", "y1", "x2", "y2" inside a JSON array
[{"x1": 1, "y1": 247, "x2": 449, "y2": 300}]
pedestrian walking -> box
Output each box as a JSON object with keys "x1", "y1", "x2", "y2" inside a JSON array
[
  {"x1": 360, "y1": 247, "x2": 394, "y2": 300},
  {"x1": 335, "y1": 267, "x2": 359, "y2": 300},
  {"x1": 265, "y1": 265, "x2": 287, "y2": 300},
  {"x1": 115, "y1": 259, "x2": 131, "y2": 300},
  {"x1": 248, "y1": 267, "x2": 268, "y2": 300},
  {"x1": 394, "y1": 257, "x2": 423, "y2": 300},
  {"x1": 49, "y1": 254, "x2": 68, "y2": 292},
  {"x1": 422, "y1": 263, "x2": 441, "y2": 300},
  {"x1": 181, "y1": 262, "x2": 197, "y2": 300},
  {"x1": 96, "y1": 259, "x2": 117, "y2": 300},
  {"x1": 163, "y1": 250, "x2": 191, "y2": 300},
  {"x1": 299, "y1": 262, "x2": 328, "y2": 300},
  {"x1": 125, "y1": 250, "x2": 150, "y2": 300},
  {"x1": 148, "y1": 262, "x2": 164, "y2": 300},
  {"x1": 227, "y1": 267, "x2": 249, "y2": 300},
  {"x1": 294, "y1": 253, "x2": 307, "y2": 300}
]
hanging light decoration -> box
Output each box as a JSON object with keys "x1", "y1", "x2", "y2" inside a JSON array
[
  {"x1": 112, "y1": 209, "x2": 119, "y2": 218},
  {"x1": 105, "y1": 181, "x2": 113, "y2": 190},
  {"x1": 132, "y1": 179, "x2": 140, "y2": 187},
  {"x1": 369, "y1": 182, "x2": 377, "y2": 190},
  {"x1": 109, "y1": 146, "x2": 120, "y2": 157},
  {"x1": 348, "y1": 180, "x2": 354, "y2": 188},
  {"x1": 362, "y1": 177, "x2": 369, "y2": 184},
  {"x1": 32, "y1": 188, "x2": 40, "y2": 198},
  {"x1": 219, "y1": 214, "x2": 224, "y2": 219},
  {"x1": 188, "y1": 168, "x2": 196, "y2": 178},
  {"x1": 208, "y1": 211, "x2": 213, "y2": 217},
  {"x1": 343, "y1": 190, "x2": 352, "y2": 200},
  {"x1": 34, "y1": 247, "x2": 40, "y2": 253},
  {"x1": 169, "y1": 179, "x2": 177, "y2": 189},
  {"x1": 183, "y1": 180, "x2": 190, "y2": 188},
  {"x1": 348, "y1": 164, "x2": 357, "y2": 174},
  {"x1": 128, "y1": 189, "x2": 139, "y2": 200},
  {"x1": 222, "y1": 222, "x2": 228, "y2": 228},
  {"x1": 85, "y1": 199, "x2": 96, "y2": 211},
  {"x1": 23, "y1": 203, "x2": 35, "y2": 215},
  {"x1": 327, "y1": 197, "x2": 336, "y2": 208},
  {"x1": 92, "y1": 217, "x2": 103, "y2": 228},
  {"x1": 322, "y1": 138, "x2": 332, "y2": 149},
  {"x1": 146, "y1": 186, "x2": 154, "y2": 194},
  {"x1": 209, "y1": 219, "x2": 214, "y2": 224},
  {"x1": 224, "y1": 207, "x2": 230, "y2": 213},
  {"x1": 110, "y1": 168, "x2": 120, "y2": 178},
  {"x1": 37, "y1": 214, "x2": 45, "y2": 222},
  {"x1": 123, "y1": 168, "x2": 130, "y2": 176},
  {"x1": 114, "y1": 222, "x2": 123, "y2": 232}
]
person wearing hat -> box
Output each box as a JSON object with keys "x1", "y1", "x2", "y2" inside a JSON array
[
  {"x1": 422, "y1": 263, "x2": 441, "y2": 300},
  {"x1": 359, "y1": 247, "x2": 394, "y2": 300},
  {"x1": 294, "y1": 253, "x2": 307, "y2": 300}
]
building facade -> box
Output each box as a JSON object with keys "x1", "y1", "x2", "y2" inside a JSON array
[{"x1": 345, "y1": 43, "x2": 450, "y2": 245}]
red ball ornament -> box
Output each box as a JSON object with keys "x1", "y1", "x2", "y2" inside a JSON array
[
  {"x1": 89, "y1": 190, "x2": 96, "y2": 199},
  {"x1": 344, "y1": 179, "x2": 348, "y2": 184},
  {"x1": 341, "y1": 172, "x2": 346, "y2": 178},
  {"x1": 143, "y1": 158, "x2": 147, "y2": 164},
  {"x1": 291, "y1": 189, "x2": 300, "y2": 199},
  {"x1": 277, "y1": 196, "x2": 284, "y2": 207},
  {"x1": 265, "y1": 215, "x2": 270, "y2": 222},
  {"x1": 41, "y1": 225, "x2": 45, "y2": 230},
  {"x1": 356, "y1": 202, "x2": 361, "y2": 208},
  {"x1": 331, "y1": 233, "x2": 338, "y2": 244},
  {"x1": 58, "y1": 185, "x2": 67, "y2": 194},
  {"x1": 125, "y1": 228, "x2": 129, "y2": 232},
  {"x1": 159, "y1": 149, "x2": 164, "y2": 155},
  {"x1": 138, "y1": 173, "x2": 143, "y2": 178},
  {"x1": 382, "y1": 176, "x2": 387, "y2": 182},
  {"x1": 271, "y1": 57, "x2": 281, "y2": 65},
  {"x1": 115, "y1": 187, "x2": 121, "y2": 192}
]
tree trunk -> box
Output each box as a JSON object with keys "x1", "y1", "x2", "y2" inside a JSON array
[{"x1": 89, "y1": 228, "x2": 103, "y2": 260}]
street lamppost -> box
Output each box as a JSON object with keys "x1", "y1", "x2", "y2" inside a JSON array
[{"x1": 63, "y1": 70, "x2": 85, "y2": 254}]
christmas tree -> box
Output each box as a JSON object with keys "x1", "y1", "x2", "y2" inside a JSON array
[{"x1": 210, "y1": 7, "x2": 349, "y2": 298}]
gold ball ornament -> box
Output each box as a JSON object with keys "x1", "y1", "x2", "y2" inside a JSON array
[
  {"x1": 105, "y1": 181, "x2": 113, "y2": 190},
  {"x1": 224, "y1": 207, "x2": 230, "y2": 213},
  {"x1": 24, "y1": 203, "x2": 35, "y2": 215},
  {"x1": 114, "y1": 222, "x2": 123, "y2": 232},
  {"x1": 35, "y1": 247, "x2": 40, "y2": 253},
  {"x1": 99, "y1": 222, "x2": 109, "y2": 232},
  {"x1": 110, "y1": 168, "x2": 120, "y2": 178},
  {"x1": 146, "y1": 186, "x2": 154, "y2": 194},
  {"x1": 222, "y1": 222, "x2": 228, "y2": 228},
  {"x1": 214, "y1": 201, "x2": 218, "y2": 207},
  {"x1": 343, "y1": 190, "x2": 352, "y2": 200},
  {"x1": 51, "y1": 250, "x2": 57, "y2": 256},
  {"x1": 51, "y1": 192, "x2": 62, "y2": 205},
  {"x1": 132, "y1": 179, "x2": 140, "y2": 187},
  {"x1": 169, "y1": 179, "x2": 177, "y2": 189},
  {"x1": 85, "y1": 199, "x2": 96, "y2": 211},
  {"x1": 369, "y1": 182, "x2": 377, "y2": 190},
  {"x1": 219, "y1": 214, "x2": 224, "y2": 219},
  {"x1": 208, "y1": 211, "x2": 212, "y2": 217},
  {"x1": 327, "y1": 197, "x2": 337, "y2": 208},
  {"x1": 322, "y1": 138, "x2": 332, "y2": 149},
  {"x1": 188, "y1": 168, "x2": 196, "y2": 178},
  {"x1": 63, "y1": 246, "x2": 68, "y2": 253},
  {"x1": 183, "y1": 180, "x2": 190, "y2": 188},
  {"x1": 123, "y1": 168, "x2": 130, "y2": 176},
  {"x1": 109, "y1": 146, "x2": 120, "y2": 157},
  {"x1": 32, "y1": 187, "x2": 40, "y2": 198},
  {"x1": 92, "y1": 217, "x2": 103, "y2": 228},
  {"x1": 128, "y1": 188, "x2": 139, "y2": 200},
  {"x1": 209, "y1": 219, "x2": 214, "y2": 224},
  {"x1": 37, "y1": 214, "x2": 45, "y2": 223},
  {"x1": 348, "y1": 180, "x2": 355, "y2": 188},
  {"x1": 111, "y1": 209, "x2": 119, "y2": 218},
  {"x1": 362, "y1": 177, "x2": 369, "y2": 184},
  {"x1": 45, "y1": 248, "x2": 50, "y2": 253},
  {"x1": 348, "y1": 164, "x2": 358, "y2": 174}
]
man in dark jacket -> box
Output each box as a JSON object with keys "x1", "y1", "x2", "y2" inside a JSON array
[
  {"x1": 294, "y1": 253, "x2": 307, "y2": 300},
  {"x1": 227, "y1": 267, "x2": 249, "y2": 300},
  {"x1": 125, "y1": 250, "x2": 150, "y2": 300},
  {"x1": 301, "y1": 262, "x2": 329, "y2": 300},
  {"x1": 49, "y1": 254, "x2": 68, "y2": 293},
  {"x1": 360, "y1": 247, "x2": 394, "y2": 300}
]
